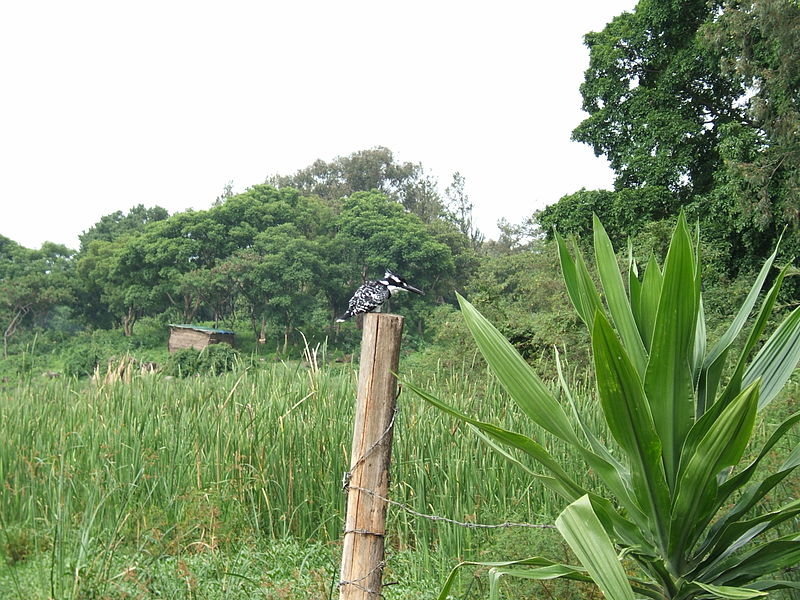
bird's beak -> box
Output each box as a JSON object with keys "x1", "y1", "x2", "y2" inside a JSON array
[{"x1": 404, "y1": 284, "x2": 424, "y2": 295}]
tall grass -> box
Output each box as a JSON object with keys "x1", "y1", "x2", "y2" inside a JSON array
[{"x1": 0, "y1": 360, "x2": 596, "y2": 597}]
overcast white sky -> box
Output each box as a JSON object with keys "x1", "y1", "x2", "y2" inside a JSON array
[{"x1": 1, "y1": 1, "x2": 636, "y2": 251}]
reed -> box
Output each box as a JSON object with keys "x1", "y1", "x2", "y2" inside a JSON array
[{"x1": 0, "y1": 360, "x2": 595, "y2": 597}]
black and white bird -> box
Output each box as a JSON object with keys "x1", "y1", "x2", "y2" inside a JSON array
[{"x1": 336, "y1": 270, "x2": 423, "y2": 322}]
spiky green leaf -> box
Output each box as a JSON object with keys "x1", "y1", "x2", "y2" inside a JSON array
[
  {"x1": 456, "y1": 292, "x2": 580, "y2": 445},
  {"x1": 556, "y1": 495, "x2": 636, "y2": 600},
  {"x1": 592, "y1": 310, "x2": 670, "y2": 550},
  {"x1": 593, "y1": 215, "x2": 648, "y2": 376},
  {"x1": 669, "y1": 380, "x2": 759, "y2": 567},
  {"x1": 643, "y1": 213, "x2": 697, "y2": 487}
]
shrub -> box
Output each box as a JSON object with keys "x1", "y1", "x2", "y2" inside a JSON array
[
  {"x1": 200, "y1": 343, "x2": 240, "y2": 375},
  {"x1": 163, "y1": 348, "x2": 201, "y2": 377},
  {"x1": 62, "y1": 342, "x2": 101, "y2": 377},
  {"x1": 162, "y1": 344, "x2": 240, "y2": 377}
]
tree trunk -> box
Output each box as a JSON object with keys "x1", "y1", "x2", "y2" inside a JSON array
[
  {"x1": 122, "y1": 306, "x2": 136, "y2": 337},
  {"x1": 3, "y1": 308, "x2": 26, "y2": 359}
]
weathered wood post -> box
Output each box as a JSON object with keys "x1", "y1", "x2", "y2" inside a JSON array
[{"x1": 339, "y1": 313, "x2": 404, "y2": 599}]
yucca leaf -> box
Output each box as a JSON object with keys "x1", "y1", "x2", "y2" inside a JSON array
[
  {"x1": 669, "y1": 380, "x2": 759, "y2": 569},
  {"x1": 409, "y1": 381, "x2": 653, "y2": 550},
  {"x1": 556, "y1": 349, "x2": 621, "y2": 467},
  {"x1": 743, "y1": 305, "x2": 800, "y2": 410},
  {"x1": 718, "y1": 263, "x2": 788, "y2": 409},
  {"x1": 693, "y1": 417, "x2": 800, "y2": 566},
  {"x1": 716, "y1": 410, "x2": 800, "y2": 512},
  {"x1": 748, "y1": 580, "x2": 800, "y2": 593},
  {"x1": 691, "y1": 581, "x2": 767, "y2": 599},
  {"x1": 698, "y1": 246, "x2": 779, "y2": 411},
  {"x1": 712, "y1": 533, "x2": 800, "y2": 586},
  {"x1": 452, "y1": 295, "x2": 654, "y2": 537},
  {"x1": 493, "y1": 566, "x2": 664, "y2": 600},
  {"x1": 456, "y1": 292, "x2": 580, "y2": 445},
  {"x1": 555, "y1": 231, "x2": 603, "y2": 330},
  {"x1": 693, "y1": 224, "x2": 707, "y2": 387},
  {"x1": 592, "y1": 310, "x2": 670, "y2": 550},
  {"x1": 634, "y1": 255, "x2": 663, "y2": 352},
  {"x1": 405, "y1": 380, "x2": 586, "y2": 501},
  {"x1": 593, "y1": 215, "x2": 648, "y2": 377},
  {"x1": 644, "y1": 213, "x2": 698, "y2": 487},
  {"x1": 692, "y1": 499, "x2": 800, "y2": 579},
  {"x1": 554, "y1": 352, "x2": 656, "y2": 538},
  {"x1": 433, "y1": 556, "x2": 593, "y2": 600},
  {"x1": 556, "y1": 495, "x2": 636, "y2": 600}
]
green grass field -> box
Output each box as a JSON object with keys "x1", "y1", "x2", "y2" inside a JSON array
[
  {"x1": 0, "y1": 358, "x2": 600, "y2": 599},
  {"x1": 2, "y1": 358, "x2": 796, "y2": 599}
]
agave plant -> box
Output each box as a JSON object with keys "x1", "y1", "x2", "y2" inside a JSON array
[{"x1": 409, "y1": 214, "x2": 800, "y2": 599}]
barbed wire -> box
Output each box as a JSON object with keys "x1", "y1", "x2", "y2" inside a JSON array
[{"x1": 346, "y1": 484, "x2": 555, "y2": 530}]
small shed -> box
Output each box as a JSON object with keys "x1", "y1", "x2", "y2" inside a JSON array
[{"x1": 168, "y1": 324, "x2": 235, "y2": 353}]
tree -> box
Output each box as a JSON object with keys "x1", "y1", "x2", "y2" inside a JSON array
[
  {"x1": 334, "y1": 191, "x2": 453, "y2": 291},
  {"x1": 573, "y1": 0, "x2": 743, "y2": 198},
  {"x1": 444, "y1": 172, "x2": 483, "y2": 248},
  {"x1": 224, "y1": 227, "x2": 327, "y2": 351},
  {"x1": 267, "y1": 147, "x2": 445, "y2": 222},
  {"x1": 537, "y1": 187, "x2": 678, "y2": 248},
  {"x1": 78, "y1": 204, "x2": 169, "y2": 252},
  {"x1": 697, "y1": 0, "x2": 800, "y2": 269},
  {"x1": 0, "y1": 242, "x2": 73, "y2": 357},
  {"x1": 541, "y1": 0, "x2": 800, "y2": 283}
]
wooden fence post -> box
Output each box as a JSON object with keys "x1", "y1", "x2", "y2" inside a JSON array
[{"x1": 339, "y1": 313, "x2": 404, "y2": 600}]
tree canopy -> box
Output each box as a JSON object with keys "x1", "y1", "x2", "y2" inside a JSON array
[{"x1": 539, "y1": 0, "x2": 799, "y2": 280}]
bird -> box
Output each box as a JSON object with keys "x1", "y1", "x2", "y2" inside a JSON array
[{"x1": 336, "y1": 270, "x2": 423, "y2": 322}]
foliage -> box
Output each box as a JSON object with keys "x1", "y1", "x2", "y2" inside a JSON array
[
  {"x1": 0, "y1": 241, "x2": 74, "y2": 358},
  {"x1": 466, "y1": 239, "x2": 590, "y2": 370},
  {"x1": 77, "y1": 204, "x2": 169, "y2": 252},
  {"x1": 701, "y1": 0, "x2": 800, "y2": 235},
  {"x1": 162, "y1": 344, "x2": 240, "y2": 377},
  {"x1": 0, "y1": 363, "x2": 588, "y2": 599},
  {"x1": 61, "y1": 342, "x2": 102, "y2": 378},
  {"x1": 572, "y1": 0, "x2": 742, "y2": 198},
  {"x1": 266, "y1": 146, "x2": 446, "y2": 223},
  {"x1": 542, "y1": 0, "x2": 799, "y2": 288},
  {"x1": 536, "y1": 187, "x2": 678, "y2": 250},
  {"x1": 411, "y1": 214, "x2": 800, "y2": 599}
]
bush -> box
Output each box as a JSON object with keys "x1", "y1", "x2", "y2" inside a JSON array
[
  {"x1": 163, "y1": 348, "x2": 201, "y2": 377},
  {"x1": 62, "y1": 343, "x2": 101, "y2": 377},
  {"x1": 163, "y1": 344, "x2": 240, "y2": 377},
  {"x1": 60, "y1": 329, "x2": 133, "y2": 377},
  {"x1": 201, "y1": 343, "x2": 240, "y2": 374}
]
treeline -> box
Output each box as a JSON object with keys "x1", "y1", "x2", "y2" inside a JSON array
[
  {"x1": 1, "y1": 148, "x2": 486, "y2": 360},
  {"x1": 2, "y1": 0, "x2": 798, "y2": 374}
]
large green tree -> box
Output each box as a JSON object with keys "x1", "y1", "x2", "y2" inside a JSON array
[
  {"x1": 78, "y1": 204, "x2": 169, "y2": 252},
  {"x1": 572, "y1": 0, "x2": 743, "y2": 198},
  {"x1": 0, "y1": 241, "x2": 73, "y2": 356},
  {"x1": 539, "y1": 0, "x2": 799, "y2": 282},
  {"x1": 267, "y1": 147, "x2": 445, "y2": 223}
]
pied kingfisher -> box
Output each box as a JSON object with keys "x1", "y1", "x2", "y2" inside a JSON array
[{"x1": 336, "y1": 270, "x2": 424, "y2": 322}]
